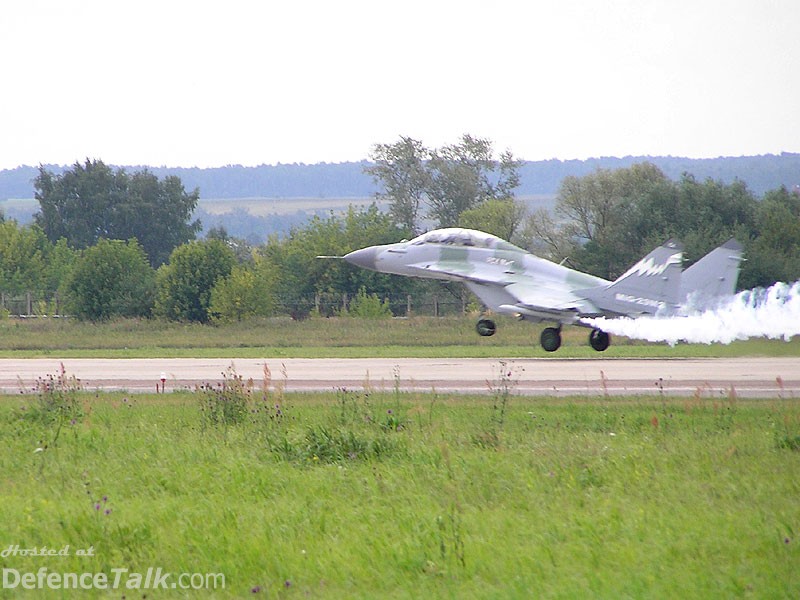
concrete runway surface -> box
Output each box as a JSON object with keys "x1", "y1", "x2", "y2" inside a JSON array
[{"x1": 0, "y1": 357, "x2": 798, "y2": 398}]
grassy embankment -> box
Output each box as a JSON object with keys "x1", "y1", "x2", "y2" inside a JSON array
[
  {"x1": 1, "y1": 371, "x2": 799, "y2": 598},
  {"x1": 0, "y1": 315, "x2": 798, "y2": 358}
]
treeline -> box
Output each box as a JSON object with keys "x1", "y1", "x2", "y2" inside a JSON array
[
  {"x1": 2, "y1": 146, "x2": 799, "y2": 323},
  {"x1": 2, "y1": 153, "x2": 799, "y2": 200}
]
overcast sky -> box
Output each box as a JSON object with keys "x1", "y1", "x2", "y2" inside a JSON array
[{"x1": 2, "y1": 0, "x2": 799, "y2": 170}]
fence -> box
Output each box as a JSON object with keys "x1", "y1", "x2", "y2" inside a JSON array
[
  {"x1": 0, "y1": 292, "x2": 63, "y2": 317},
  {"x1": 277, "y1": 289, "x2": 475, "y2": 319},
  {"x1": 1, "y1": 290, "x2": 477, "y2": 319}
]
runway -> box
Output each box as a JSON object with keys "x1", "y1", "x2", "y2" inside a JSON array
[{"x1": 0, "y1": 357, "x2": 798, "y2": 398}]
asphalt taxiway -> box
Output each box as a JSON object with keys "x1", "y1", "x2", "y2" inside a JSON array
[{"x1": 0, "y1": 357, "x2": 797, "y2": 398}]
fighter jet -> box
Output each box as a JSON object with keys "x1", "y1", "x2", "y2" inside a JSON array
[{"x1": 342, "y1": 228, "x2": 743, "y2": 352}]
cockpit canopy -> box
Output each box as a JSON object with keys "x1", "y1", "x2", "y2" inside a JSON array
[{"x1": 410, "y1": 228, "x2": 522, "y2": 251}]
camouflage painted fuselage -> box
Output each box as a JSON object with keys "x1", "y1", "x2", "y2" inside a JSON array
[{"x1": 344, "y1": 228, "x2": 616, "y2": 325}]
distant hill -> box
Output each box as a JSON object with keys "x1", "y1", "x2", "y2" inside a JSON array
[
  {"x1": 2, "y1": 154, "x2": 798, "y2": 202},
  {"x1": 2, "y1": 155, "x2": 798, "y2": 242}
]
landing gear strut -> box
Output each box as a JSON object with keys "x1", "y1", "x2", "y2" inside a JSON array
[
  {"x1": 589, "y1": 328, "x2": 610, "y2": 352},
  {"x1": 476, "y1": 318, "x2": 496, "y2": 337},
  {"x1": 540, "y1": 326, "x2": 562, "y2": 352}
]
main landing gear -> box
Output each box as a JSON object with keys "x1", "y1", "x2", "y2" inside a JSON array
[
  {"x1": 475, "y1": 318, "x2": 610, "y2": 352},
  {"x1": 541, "y1": 326, "x2": 611, "y2": 352},
  {"x1": 589, "y1": 328, "x2": 611, "y2": 352},
  {"x1": 476, "y1": 318, "x2": 497, "y2": 337},
  {"x1": 540, "y1": 326, "x2": 562, "y2": 352}
]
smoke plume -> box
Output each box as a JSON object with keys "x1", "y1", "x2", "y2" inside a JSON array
[{"x1": 581, "y1": 281, "x2": 800, "y2": 345}]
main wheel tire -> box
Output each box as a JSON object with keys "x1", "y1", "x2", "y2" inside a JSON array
[
  {"x1": 476, "y1": 318, "x2": 497, "y2": 337},
  {"x1": 589, "y1": 329, "x2": 610, "y2": 352},
  {"x1": 540, "y1": 327, "x2": 562, "y2": 352}
]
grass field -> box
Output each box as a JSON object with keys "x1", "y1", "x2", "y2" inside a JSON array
[
  {"x1": 1, "y1": 318, "x2": 798, "y2": 597},
  {"x1": 1, "y1": 370, "x2": 799, "y2": 598},
  {"x1": 1, "y1": 315, "x2": 798, "y2": 358}
]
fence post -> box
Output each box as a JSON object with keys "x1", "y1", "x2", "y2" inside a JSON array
[
  {"x1": 342, "y1": 292, "x2": 348, "y2": 314},
  {"x1": 407, "y1": 294, "x2": 412, "y2": 317},
  {"x1": 26, "y1": 291, "x2": 32, "y2": 316},
  {"x1": 433, "y1": 296, "x2": 439, "y2": 318}
]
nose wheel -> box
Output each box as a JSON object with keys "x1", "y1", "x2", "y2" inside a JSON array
[{"x1": 540, "y1": 327, "x2": 562, "y2": 352}]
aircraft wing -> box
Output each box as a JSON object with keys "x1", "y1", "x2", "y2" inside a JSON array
[
  {"x1": 463, "y1": 278, "x2": 600, "y2": 324},
  {"x1": 405, "y1": 263, "x2": 511, "y2": 284},
  {"x1": 504, "y1": 282, "x2": 589, "y2": 311}
]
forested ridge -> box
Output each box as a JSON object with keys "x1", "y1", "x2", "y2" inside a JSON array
[
  {"x1": 1, "y1": 142, "x2": 798, "y2": 323},
  {"x1": 2, "y1": 153, "x2": 798, "y2": 200}
]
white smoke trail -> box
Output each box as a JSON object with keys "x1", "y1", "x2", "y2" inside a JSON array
[{"x1": 581, "y1": 281, "x2": 800, "y2": 345}]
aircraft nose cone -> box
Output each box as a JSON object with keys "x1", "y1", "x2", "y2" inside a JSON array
[{"x1": 344, "y1": 247, "x2": 378, "y2": 270}]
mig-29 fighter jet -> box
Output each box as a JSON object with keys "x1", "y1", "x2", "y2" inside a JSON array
[{"x1": 342, "y1": 228, "x2": 743, "y2": 352}]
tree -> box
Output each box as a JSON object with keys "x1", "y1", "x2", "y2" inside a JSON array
[
  {"x1": 458, "y1": 198, "x2": 527, "y2": 243},
  {"x1": 530, "y1": 163, "x2": 762, "y2": 285},
  {"x1": 427, "y1": 134, "x2": 521, "y2": 228},
  {"x1": 365, "y1": 134, "x2": 522, "y2": 231},
  {"x1": 208, "y1": 256, "x2": 277, "y2": 322},
  {"x1": 555, "y1": 163, "x2": 671, "y2": 278},
  {"x1": 154, "y1": 240, "x2": 236, "y2": 322},
  {"x1": 742, "y1": 186, "x2": 800, "y2": 288},
  {"x1": 0, "y1": 221, "x2": 52, "y2": 295},
  {"x1": 34, "y1": 159, "x2": 201, "y2": 266},
  {"x1": 261, "y1": 204, "x2": 413, "y2": 317},
  {"x1": 366, "y1": 136, "x2": 431, "y2": 234},
  {"x1": 64, "y1": 239, "x2": 155, "y2": 321}
]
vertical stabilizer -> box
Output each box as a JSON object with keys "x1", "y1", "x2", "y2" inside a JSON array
[
  {"x1": 579, "y1": 239, "x2": 684, "y2": 316},
  {"x1": 679, "y1": 239, "x2": 743, "y2": 307}
]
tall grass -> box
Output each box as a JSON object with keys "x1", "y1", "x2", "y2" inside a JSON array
[
  {"x1": 2, "y1": 381, "x2": 799, "y2": 597},
  {"x1": 0, "y1": 315, "x2": 798, "y2": 358}
]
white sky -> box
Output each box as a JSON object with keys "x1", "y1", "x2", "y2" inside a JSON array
[{"x1": 2, "y1": 0, "x2": 799, "y2": 169}]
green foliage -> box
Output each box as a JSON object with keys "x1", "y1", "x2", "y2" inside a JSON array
[
  {"x1": 347, "y1": 286, "x2": 392, "y2": 319},
  {"x1": 34, "y1": 159, "x2": 201, "y2": 266},
  {"x1": 18, "y1": 364, "x2": 84, "y2": 453},
  {"x1": 0, "y1": 221, "x2": 58, "y2": 294},
  {"x1": 264, "y1": 204, "x2": 412, "y2": 318},
  {"x1": 198, "y1": 365, "x2": 252, "y2": 426},
  {"x1": 366, "y1": 136, "x2": 431, "y2": 234},
  {"x1": 63, "y1": 239, "x2": 155, "y2": 321},
  {"x1": 154, "y1": 239, "x2": 236, "y2": 322},
  {"x1": 543, "y1": 163, "x2": 766, "y2": 282},
  {"x1": 367, "y1": 133, "x2": 522, "y2": 231},
  {"x1": 742, "y1": 186, "x2": 800, "y2": 288},
  {"x1": 458, "y1": 198, "x2": 527, "y2": 243},
  {"x1": 209, "y1": 256, "x2": 277, "y2": 323}
]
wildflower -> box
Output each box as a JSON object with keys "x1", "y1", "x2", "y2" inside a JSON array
[
  {"x1": 104, "y1": 509, "x2": 112, "y2": 516},
  {"x1": 284, "y1": 580, "x2": 291, "y2": 588},
  {"x1": 251, "y1": 585, "x2": 261, "y2": 593}
]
